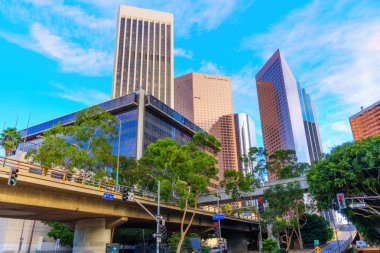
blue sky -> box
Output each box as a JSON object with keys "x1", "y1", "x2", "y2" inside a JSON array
[{"x1": 1, "y1": 0, "x2": 380, "y2": 156}]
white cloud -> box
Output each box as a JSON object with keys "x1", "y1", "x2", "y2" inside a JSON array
[
  {"x1": 30, "y1": 23, "x2": 113, "y2": 75},
  {"x1": 199, "y1": 60, "x2": 224, "y2": 75},
  {"x1": 242, "y1": 0, "x2": 380, "y2": 151},
  {"x1": 231, "y1": 65, "x2": 259, "y2": 98},
  {"x1": 331, "y1": 121, "x2": 351, "y2": 133},
  {"x1": 76, "y1": 0, "x2": 253, "y2": 36},
  {"x1": 53, "y1": 83, "x2": 109, "y2": 106},
  {"x1": 174, "y1": 48, "x2": 193, "y2": 59}
]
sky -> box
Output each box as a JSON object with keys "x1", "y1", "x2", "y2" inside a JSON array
[{"x1": 1, "y1": 0, "x2": 380, "y2": 156}]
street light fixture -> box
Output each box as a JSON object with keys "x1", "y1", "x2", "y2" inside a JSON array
[{"x1": 148, "y1": 174, "x2": 161, "y2": 253}]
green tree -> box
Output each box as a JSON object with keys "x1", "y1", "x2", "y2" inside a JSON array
[
  {"x1": 262, "y1": 238, "x2": 279, "y2": 253},
  {"x1": 266, "y1": 150, "x2": 308, "y2": 179},
  {"x1": 139, "y1": 132, "x2": 220, "y2": 253},
  {"x1": 263, "y1": 182, "x2": 306, "y2": 251},
  {"x1": 0, "y1": 127, "x2": 22, "y2": 156},
  {"x1": 300, "y1": 214, "x2": 333, "y2": 245},
  {"x1": 43, "y1": 221, "x2": 74, "y2": 247},
  {"x1": 307, "y1": 136, "x2": 380, "y2": 243},
  {"x1": 26, "y1": 107, "x2": 117, "y2": 177}
]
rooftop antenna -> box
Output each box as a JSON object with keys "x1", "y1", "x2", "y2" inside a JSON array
[{"x1": 360, "y1": 106, "x2": 363, "y2": 111}]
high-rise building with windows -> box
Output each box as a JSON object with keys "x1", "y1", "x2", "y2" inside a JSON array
[
  {"x1": 256, "y1": 49, "x2": 310, "y2": 181},
  {"x1": 234, "y1": 113, "x2": 257, "y2": 176},
  {"x1": 349, "y1": 100, "x2": 380, "y2": 141},
  {"x1": 175, "y1": 73, "x2": 238, "y2": 179},
  {"x1": 112, "y1": 6, "x2": 174, "y2": 107},
  {"x1": 297, "y1": 82, "x2": 323, "y2": 162}
]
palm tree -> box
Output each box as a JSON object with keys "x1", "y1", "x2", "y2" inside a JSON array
[{"x1": 0, "y1": 127, "x2": 22, "y2": 156}]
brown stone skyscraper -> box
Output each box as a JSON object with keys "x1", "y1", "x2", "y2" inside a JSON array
[
  {"x1": 349, "y1": 100, "x2": 380, "y2": 141},
  {"x1": 175, "y1": 73, "x2": 238, "y2": 179}
]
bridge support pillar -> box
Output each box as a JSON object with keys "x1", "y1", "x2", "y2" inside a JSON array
[
  {"x1": 73, "y1": 218, "x2": 111, "y2": 253},
  {"x1": 227, "y1": 237, "x2": 249, "y2": 253}
]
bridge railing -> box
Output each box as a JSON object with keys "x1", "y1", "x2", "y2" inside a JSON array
[{"x1": 0, "y1": 156, "x2": 257, "y2": 221}]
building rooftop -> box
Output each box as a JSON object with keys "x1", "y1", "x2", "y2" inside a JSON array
[{"x1": 349, "y1": 100, "x2": 380, "y2": 119}]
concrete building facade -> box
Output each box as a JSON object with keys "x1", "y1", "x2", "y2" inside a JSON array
[
  {"x1": 175, "y1": 73, "x2": 238, "y2": 179},
  {"x1": 349, "y1": 100, "x2": 380, "y2": 141},
  {"x1": 297, "y1": 82, "x2": 323, "y2": 162},
  {"x1": 234, "y1": 113, "x2": 257, "y2": 176},
  {"x1": 256, "y1": 49, "x2": 310, "y2": 181},
  {"x1": 112, "y1": 6, "x2": 174, "y2": 108}
]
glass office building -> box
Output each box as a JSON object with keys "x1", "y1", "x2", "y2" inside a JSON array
[
  {"x1": 297, "y1": 82, "x2": 323, "y2": 162},
  {"x1": 256, "y1": 49, "x2": 310, "y2": 180},
  {"x1": 19, "y1": 90, "x2": 206, "y2": 160}
]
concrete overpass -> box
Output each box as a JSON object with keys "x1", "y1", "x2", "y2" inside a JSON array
[
  {"x1": 0, "y1": 157, "x2": 259, "y2": 252},
  {"x1": 198, "y1": 177, "x2": 308, "y2": 205}
]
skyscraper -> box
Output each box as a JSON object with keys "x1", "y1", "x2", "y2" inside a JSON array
[
  {"x1": 175, "y1": 73, "x2": 238, "y2": 179},
  {"x1": 234, "y1": 113, "x2": 257, "y2": 176},
  {"x1": 297, "y1": 82, "x2": 323, "y2": 162},
  {"x1": 112, "y1": 6, "x2": 174, "y2": 107},
  {"x1": 256, "y1": 49, "x2": 310, "y2": 181},
  {"x1": 349, "y1": 100, "x2": 380, "y2": 141}
]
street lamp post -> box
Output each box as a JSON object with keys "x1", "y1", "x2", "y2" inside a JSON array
[
  {"x1": 217, "y1": 186, "x2": 223, "y2": 253},
  {"x1": 148, "y1": 174, "x2": 161, "y2": 253}
]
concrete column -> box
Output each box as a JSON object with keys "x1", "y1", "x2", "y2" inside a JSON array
[{"x1": 73, "y1": 218, "x2": 111, "y2": 253}]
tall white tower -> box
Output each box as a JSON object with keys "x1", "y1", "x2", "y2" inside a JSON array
[{"x1": 112, "y1": 6, "x2": 174, "y2": 107}]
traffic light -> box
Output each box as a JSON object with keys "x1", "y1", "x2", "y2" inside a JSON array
[
  {"x1": 213, "y1": 222, "x2": 219, "y2": 237},
  {"x1": 258, "y1": 197, "x2": 265, "y2": 214},
  {"x1": 160, "y1": 222, "x2": 167, "y2": 239},
  {"x1": 122, "y1": 187, "x2": 134, "y2": 201},
  {"x1": 122, "y1": 187, "x2": 129, "y2": 201},
  {"x1": 8, "y1": 168, "x2": 19, "y2": 186},
  {"x1": 336, "y1": 193, "x2": 347, "y2": 209}
]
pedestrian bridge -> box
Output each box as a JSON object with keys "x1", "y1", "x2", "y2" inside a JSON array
[
  {"x1": 198, "y1": 177, "x2": 309, "y2": 205},
  {"x1": 0, "y1": 157, "x2": 259, "y2": 252}
]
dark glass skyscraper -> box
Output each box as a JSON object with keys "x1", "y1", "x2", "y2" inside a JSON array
[
  {"x1": 112, "y1": 6, "x2": 174, "y2": 108},
  {"x1": 256, "y1": 49, "x2": 310, "y2": 180},
  {"x1": 297, "y1": 82, "x2": 323, "y2": 162}
]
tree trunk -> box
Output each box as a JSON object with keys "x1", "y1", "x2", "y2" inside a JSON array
[
  {"x1": 295, "y1": 205, "x2": 304, "y2": 249},
  {"x1": 176, "y1": 235, "x2": 186, "y2": 253}
]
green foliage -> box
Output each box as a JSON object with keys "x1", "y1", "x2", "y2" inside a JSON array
[
  {"x1": 42, "y1": 221, "x2": 74, "y2": 247},
  {"x1": 263, "y1": 182, "x2": 306, "y2": 251},
  {"x1": 26, "y1": 107, "x2": 117, "y2": 176},
  {"x1": 300, "y1": 214, "x2": 333, "y2": 244},
  {"x1": 139, "y1": 132, "x2": 219, "y2": 207},
  {"x1": 0, "y1": 127, "x2": 22, "y2": 156},
  {"x1": 168, "y1": 232, "x2": 201, "y2": 252},
  {"x1": 262, "y1": 238, "x2": 279, "y2": 253},
  {"x1": 139, "y1": 132, "x2": 219, "y2": 253},
  {"x1": 221, "y1": 147, "x2": 265, "y2": 203},
  {"x1": 113, "y1": 228, "x2": 154, "y2": 245},
  {"x1": 264, "y1": 182, "x2": 304, "y2": 217},
  {"x1": 307, "y1": 136, "x2": 380, "y2": 243},
  {"x1": 267, "y1": 149, "x2": 309, "y2": 179}
]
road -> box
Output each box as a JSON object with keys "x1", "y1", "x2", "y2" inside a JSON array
[{"x1": 321, "y1": 224, "x2": 356, "y2": 253}]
